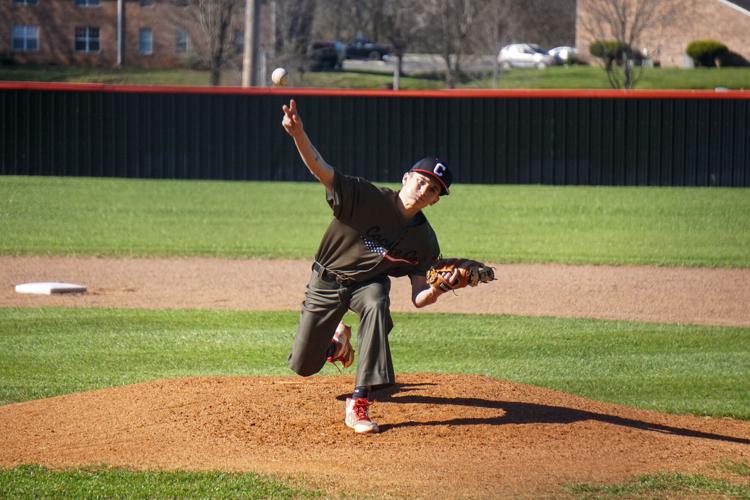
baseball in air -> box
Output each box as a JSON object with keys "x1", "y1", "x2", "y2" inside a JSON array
[{"x1": 271, "y1": 67, "x2": 288, "y2": 87}]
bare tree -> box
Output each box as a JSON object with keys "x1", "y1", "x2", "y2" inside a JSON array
[
  {"x1": 270, "y1": 0, "x2": 317, "y2": 79},
  {"x1": 578, "y1": 0, "x2": 690, "y2": 88},
  {"x1": 420, "y1": 0, "x2": 496, "y2": 88},
  {"x1": 470, "y1": 0, "x2": 514, "y2": 87},
  {"x1": 185, "y1": 0, "x2": 244, "y2": 85},
  {"x1": 379, "y1": 0, "x2": 428, "y2": 89}
]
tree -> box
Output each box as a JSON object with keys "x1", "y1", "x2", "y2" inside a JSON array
[
  {"x1": 185, "y1": 0, "x2": 244, "y2": 86},
  {"x1": 578, "y1": 0, "x2": 692, "y2": 89},
  {"x1": 269, "y1": 0, "x2": 317, "y2": 79},
  {"x1": 379, "y1": 0, "x2": 427, "y2": 89},
  {"x1": 420, "y1": 0, "x2": 489, "y2": 88},
  {"x1": 470, "y1": 0, "x2": 514, "y2": 87}
]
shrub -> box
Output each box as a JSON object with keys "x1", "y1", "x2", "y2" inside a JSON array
[
  {"x1": 0, "y1": 52, "x2": 14, "y2": 66},
  {"x1": 718, "y1": 50, "x2": 749, "y2": 68},
  {"x1": 686, "y1": 40, "x2": 729, "y2": 67},
  {"x1": 589, "y1": 40, "x2": 644, "y2": 66},
  {"x1": 589, "y1": 40, "x2": 621, "y2": 62}
]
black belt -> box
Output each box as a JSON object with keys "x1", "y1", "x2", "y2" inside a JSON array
[{"x1": 312, "y1": 261, "x2": 355, "y2": 285}]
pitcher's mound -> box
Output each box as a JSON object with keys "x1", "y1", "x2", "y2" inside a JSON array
[{"x1": 1, "y1": 374, "x2": 748, "y2": 498}]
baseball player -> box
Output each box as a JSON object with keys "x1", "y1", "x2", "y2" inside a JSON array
[{"x1": 281, "y1": 98, "x2": 454, "y2": 434}]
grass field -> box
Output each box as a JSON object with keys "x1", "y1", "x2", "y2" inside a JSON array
[
  {"x1": 2, "y1": 176, "x2": 749, "y2": 267},
  {"x1": 0, "y1": 465, "x2": 321, "y2": 499},
  {"x1": 2, "y1": 175, "x2": 749, "y2": 498},
  {"x1": 2, "y1": 63, "x2": 750, "y2": 90},
  {"x1": 1, "y1": 308, "x2": 748, "y2": 418}
]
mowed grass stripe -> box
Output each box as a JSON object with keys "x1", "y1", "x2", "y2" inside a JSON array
[
  {"x1": 1, "y1": 176, "x2": 749, "y2": 267},
  {"x1": 0, "y1": 465, "x2": 321, "y2": 499},
  {"x1": 1, "y1": 307, "x2": 748, "y2": 419}
]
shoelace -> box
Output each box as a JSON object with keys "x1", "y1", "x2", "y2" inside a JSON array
[{"x1": 353, "y1": 398, "x2": 372, "y2": 420}]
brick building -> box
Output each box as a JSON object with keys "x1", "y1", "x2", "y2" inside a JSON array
[
  {"x1": 576, "y1": 0, "x2": 750, "y2": 68},
  {"x1": 1, "y1": 0, "x2": 251, "y2": 68}
]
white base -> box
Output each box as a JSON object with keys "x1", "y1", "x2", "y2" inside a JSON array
[{"x1": 15, "y1": 282, "x2": 87, "y2": 295}]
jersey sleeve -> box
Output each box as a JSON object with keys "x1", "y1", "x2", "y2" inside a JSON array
[{"x1": 326, "y1": 169, "x2": 368, "y2": 224}]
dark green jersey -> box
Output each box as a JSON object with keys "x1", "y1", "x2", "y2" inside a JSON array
[{"x1": 314, "y1": 170, "x2": 440, "y2": 282}]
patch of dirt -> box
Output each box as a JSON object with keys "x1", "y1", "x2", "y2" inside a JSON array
[
  {"x1": 2, "y1": 256, "x2": 750, "y2": 497},
  {"x1": 2, "y1": 256, "x2": 750, "y2": 326},
  {"x1": 1, "y1": 374, "x2": 748, "y2": 498}
]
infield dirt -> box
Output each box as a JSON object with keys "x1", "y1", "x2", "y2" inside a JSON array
[{"x1": 1, "y1": 256, "x2": 749, "y2": 498}]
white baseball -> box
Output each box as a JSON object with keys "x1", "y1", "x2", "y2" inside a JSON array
[{"x1": 271, "y1": 67, "x2": 288, "y2": 87}]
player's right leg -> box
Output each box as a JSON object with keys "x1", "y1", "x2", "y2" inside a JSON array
[{"x1": 287, "y1": 271, "x2": 350, "y2": 377}]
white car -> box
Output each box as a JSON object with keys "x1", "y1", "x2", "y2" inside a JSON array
[
  {"x1": 548, "y1": 46, "x2": 578, "y2": 64},
  {"x1": 497, "y1": 43, "x2": 555, "y2": 70}
]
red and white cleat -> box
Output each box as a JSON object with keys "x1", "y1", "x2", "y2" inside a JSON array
[{"x1": 345, "y1": 397, "x2": 379, "y2": 434}]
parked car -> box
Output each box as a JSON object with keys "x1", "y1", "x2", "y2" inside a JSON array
[
  {"x1": 345, "y1": 37, "x2": 391, "y2": 60},
  {"x1": 548, "y1": 46, "x2": 578, "y2": 65},
  {"x1": 307, "y1": 40, "x2": 345, "y2": 71},
  {"x1": 497, "y1": 43, "x2": 555, "y2": 69}
]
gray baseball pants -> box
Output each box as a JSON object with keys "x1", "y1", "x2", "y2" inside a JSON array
[{"x1": 287, "y1": 267, "x2": 395, "y2": 390}]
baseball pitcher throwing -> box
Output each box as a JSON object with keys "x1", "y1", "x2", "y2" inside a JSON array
[{"x1": 282, "y1": 99, "x2": 491, "y2": 434}]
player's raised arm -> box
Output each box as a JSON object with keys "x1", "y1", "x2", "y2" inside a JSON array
[{"x1": 282, "y1": 99, "x2": 334, "y2": 191}]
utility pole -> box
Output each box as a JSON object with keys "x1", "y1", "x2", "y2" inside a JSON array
[
  {"x1": 242, "y1": 0, "x2": 260, "y2": 86},
  {"x1": 116, "y1": 0, "x2": 123, "y2": 66}
]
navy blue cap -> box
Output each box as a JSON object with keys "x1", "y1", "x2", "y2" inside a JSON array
[{"x1": 408, "y1": 157, "x2": 452, "y2": 195}]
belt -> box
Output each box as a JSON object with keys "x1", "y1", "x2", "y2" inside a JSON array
[{"x1": 312, "y1": 261, "x2": 355, "y2": 285}]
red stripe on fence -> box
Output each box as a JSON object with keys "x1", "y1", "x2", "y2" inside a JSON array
[{"x1": 1, "y1": 81, "x2": 749, "y2": 99}]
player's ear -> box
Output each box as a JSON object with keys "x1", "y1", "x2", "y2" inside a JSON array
[{"x1": 402, "y1": 172, "x2": 410, "y2": 185}]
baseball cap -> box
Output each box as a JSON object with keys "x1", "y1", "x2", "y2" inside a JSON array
[{"x1": 408, "y1": 157, "x2": 452, "y2": 196}]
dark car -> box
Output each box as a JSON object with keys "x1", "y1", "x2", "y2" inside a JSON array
[
  {"x1": 307, "y1": 41, "x2": 345, "y2": 71},
  {"x1": 345, "y1": 37, "x2": 391, "y2": 60}
]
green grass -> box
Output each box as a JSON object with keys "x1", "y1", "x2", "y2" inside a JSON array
[
  {"x1": 721, "y1": 460, "x2": 750, "y2": 477},
  {"x1": 299, "y1": 69, "x2": 444, "y2": 89},
  {"x1": 1, "y1": 308, "x2": 748, "y2": 419},
  {"x1": 0, "y1": 64, "x2": 237, "y2": 87},
  {"x1": 2, "y1": 176, "x2": 749, "y2": 267},
  {"x1": 0, "y1": 465, "x2": 321, "y2": 499},
  {"x1": 567, "y1": 472, "x2": 750, "y2": 498},
  {"x1": 470, "y1": 65, "x2": 750, "y2": 90},
  {"x1": 2, "y1": 63, "x2": 749, "y2": 89}
]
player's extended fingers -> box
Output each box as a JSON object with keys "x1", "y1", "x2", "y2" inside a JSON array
[
  {"x1": 289, "y1": 99, "x2": 297, "y2": 114},
  {"x1": 447, "y1": 269, "x2": 461, "y2": 286}
]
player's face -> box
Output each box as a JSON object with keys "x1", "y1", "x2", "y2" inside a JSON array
[{"x1": 401, "y1": 172, "x2": 441, "y2": 210}]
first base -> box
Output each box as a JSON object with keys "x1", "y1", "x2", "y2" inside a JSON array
[{"x1": 15, "y1": 282, "x2": 87, "y2": 295}]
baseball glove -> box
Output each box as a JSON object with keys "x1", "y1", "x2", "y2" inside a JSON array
[{"x1": 426, "y1": 258, "x2": 495, "y2": 293}]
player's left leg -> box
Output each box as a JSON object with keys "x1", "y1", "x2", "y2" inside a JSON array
[
  {"x1": 349, "y1": 275, "x2": 395, "y2": 390},
  {"x1": 344, "y1": 275, "x2": 394, "y2": 434}
]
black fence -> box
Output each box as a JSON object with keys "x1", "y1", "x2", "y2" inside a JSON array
[{"x1": 1, "y1": 83, "x2": 748, "y2": 186}]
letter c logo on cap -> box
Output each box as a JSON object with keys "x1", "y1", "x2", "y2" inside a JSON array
[{"x1": 434, "y1": 163, "x2": 446, "y2": 177}]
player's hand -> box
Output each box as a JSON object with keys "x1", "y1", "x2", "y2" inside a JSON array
[
  {"x1": 437, "y1": 269, "x2": 460, "y2": 290},
  {"x1": 282, "y1": 99, "x2": 304, "y2": 137}
]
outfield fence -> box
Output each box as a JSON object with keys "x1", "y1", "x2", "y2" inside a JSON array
[{"x1": 1, "y1": 82, "x2": 748, "y2": 186}]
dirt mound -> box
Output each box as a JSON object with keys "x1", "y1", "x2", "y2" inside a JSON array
[{"x1": 2, "y1": 374, "x2": 748, "y2": 498}]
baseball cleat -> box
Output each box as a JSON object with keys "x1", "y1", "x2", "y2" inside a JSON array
[
  {"x1": 345, "y1": 397, "x2": 379, "y2": 434},
  {"x1": 327, "y1": 322, "x2": 354, "y2": 369}
]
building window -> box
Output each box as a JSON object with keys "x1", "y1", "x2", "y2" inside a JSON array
[
  {"x1": 75, "y1": 0, "x2": 100, "y2": 6},
  {"x1": 11, "y1": 25, "x2": 39, "y2": 52},
  {"x1": 75, "y1": 26, "x2": 100, "y2": 52},
  {"x1": 139, "y1": 28, "x2": 153, "y2": 55},
  {"x1": 175, "y1": 29, "x2": 189, "y2": 53},
  {"x1": 14, "y1": 0, "x2": 39, "y2": 5}
]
